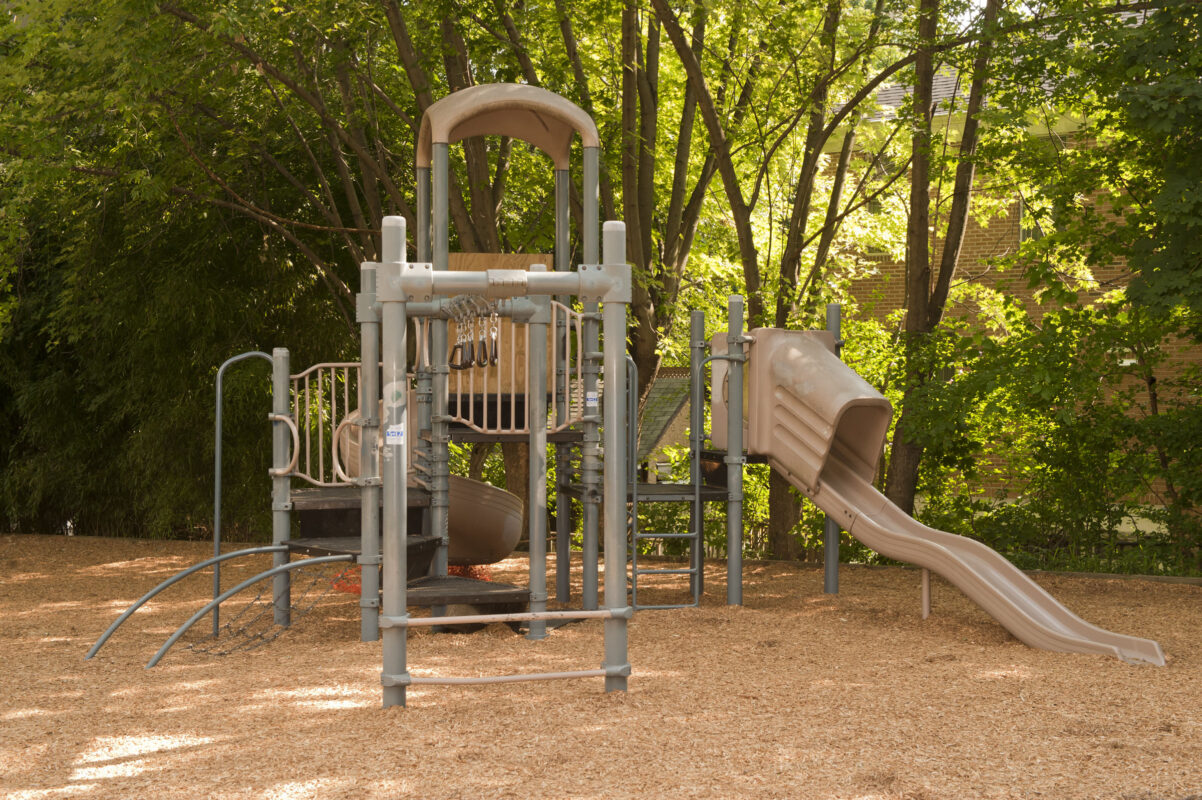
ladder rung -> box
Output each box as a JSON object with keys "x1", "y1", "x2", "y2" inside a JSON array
[{"x1": 634, "y1": 532, "x2": 696, "y2": 541}]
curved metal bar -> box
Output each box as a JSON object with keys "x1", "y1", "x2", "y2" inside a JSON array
[
  {"x1": 146, "y1": 554, "x2": 354, "y2": 669},
  {"x1": 289, "y1": 361, "x2": 360, "y2": 381},
  {"x1": 213, "y1": 351, "x2": 272, "y2": 637},
  {"x1": 85, "y1": 545, "x2": 289, "y2": 660},
  {"x1": 331, "y1": 415, "x2": 356, "y2": 484},
  {"x1": 266, "y1": 413, "x2": 300, "y2": 477}
]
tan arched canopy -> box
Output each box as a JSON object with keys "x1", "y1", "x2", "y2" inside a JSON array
[{"x1": 416, "y1": 84, "x2": 599, "y2": 170}]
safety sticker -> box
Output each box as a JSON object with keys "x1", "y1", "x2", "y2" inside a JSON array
[
  {"x1": 586, "y1": 391, "x2": 599, "y2": 408},
  {"x1": 385, "y1": 425, "x2": 405, "y2": 446}
]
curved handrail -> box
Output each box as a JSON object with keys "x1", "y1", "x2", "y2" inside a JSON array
[
  {"x1": 85, "y1": 545, "x2": 289, "y2": 660},
  {"x1": 289, "y1": 361, "x2": 359, "y2": 382},
  {"x1": 331, "y1": 415, "x2": 356, "y2": 484},
  {"x1": 146, "y1": 554, "x2": 354, "y2": 668},
  {"x1": 266, "y1": 413, "x2": 301, "y2": 477},
  {"x1": 213, "y1": 350, "x2": 273, "y2": 637}
]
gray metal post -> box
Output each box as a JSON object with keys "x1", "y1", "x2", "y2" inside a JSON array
[
  {"x1": 430, "y1": 144, "x2": 450, "y2": 590},
  {"x1": 414, "y1": 165, "x2": 434, "y2": 582},
  {"x1": 271, "y1": 347, "x2": 292, "y2": 626},
  {"x1": 726, "y1": 297, "x2": 745, "y2": 606},
  {"x1": 689, "y1": 310, "x2": 706, "y2": 597},
  {"x1": 601, "y1": 221, "x2": 629, "y2": 692},
  {"x1": 379, "y1": 228, "x2": 410, "y2": 708},
  {"x1": 212, "y1": 350, "x2": 271, "y2": 637},
  {"x1": 416, "y1": 166, "x2": 431, "y2": 262},
  {"x1": 355, "y1": 226, "x2": 389, "y2": 642},
  {"x1": 580, "y1": 146, "x2": 601, "y2": 610},
  {"x1": 528, "y1": 266, "x2": 550, "y2": 640},
  {"x1": 554, "y1": 168, "x2": 572, "y2": 603},
  {"x1": 823, "y1": 302, "x2": 842, "y2": 595}
]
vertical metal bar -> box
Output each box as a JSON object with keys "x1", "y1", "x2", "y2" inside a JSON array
[
  {"x1": 317, "y1": 369, "x2": 326, "y2": 483},
  {"x1": 554, "y1": 169, "x2": 573, "y2": 603},
  {"x1": 581, "y1": 145, "x2": 601, "y2": 610},
  {"x1": 359, "y1": 251, "x2": 384, "y2": 643},
  {"x1": 601, "y1": 221, "x2": 629, "y2": 693},
  {"x1": 627, "y1": 355, "x2": 640, "y2": 608},
  {"x1": 416, "y1": 166, "x2": 431, "y2": 263},
  {"x1": 689, "y1": 309, "x2": 706, "y2": 599},
  {"x1": 271, "y1": 348, "x2": 292, "y2": 626},
  {"x1": 583, "y1": 147, "x2": 599, "y2": 265},
  {"x1": 824, "y1": 302, "x2": 842, "y2": 595},
  {"x1": 527, "y1": 266, "x2": 549, "y2": 640},
  {"x1": 726, "y1": 296, "x2": 745, "y2": 606},
  {"x1": 304, "y1": 374, "x2": 311, "y2": 481},
  {"x1": 430, "y1": 143, "x2": 450, "y2": 586},
  {"x1": 380, "y1": 231, "x2": 410, "y2": 709},
  {"x1": 921, "y1": 568, "x2": 931, "y2": 619}
]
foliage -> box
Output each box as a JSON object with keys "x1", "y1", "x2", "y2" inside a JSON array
[{"x1": 909, "y1": 301, "x2": 1201, "y2": 574}]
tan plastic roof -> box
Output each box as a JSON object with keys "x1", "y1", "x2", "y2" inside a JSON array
[{"x1": 417, "y1": 84, "x2": 599, "y2": 170}]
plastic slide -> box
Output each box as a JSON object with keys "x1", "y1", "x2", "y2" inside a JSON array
[
  {"x1": 725, "y1": 328, "x2": 1165, "y2": 666},
  {"x1": 340, "y1": 408, "x2": 524, "y2": 565},
  {"x1": 446, "y1": 474, "x2": 524, "y2": 565}
]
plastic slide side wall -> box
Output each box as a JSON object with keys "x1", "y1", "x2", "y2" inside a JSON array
[{"x1": 722, "y1": 328, "x2": 1165, "y2": 666}]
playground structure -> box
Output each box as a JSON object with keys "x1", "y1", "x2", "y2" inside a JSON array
[{"x1": 87, "y1": 83, "x2": 1163, "y2": 708}]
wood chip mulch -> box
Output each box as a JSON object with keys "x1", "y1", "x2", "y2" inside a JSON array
[{"x1": 2, "y1": 534, "x2": 1200, "y2": 799}]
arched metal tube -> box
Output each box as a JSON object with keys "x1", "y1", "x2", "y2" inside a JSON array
[
  {"x1": 212, "y1": 350, "x2": 272, "y2": 636},
  {"x1": 85, "y1": 545, "x2": 289, "y2": 660},
  {"x1": 145, "y1": 554, "x2": 354, "y2": 668}
]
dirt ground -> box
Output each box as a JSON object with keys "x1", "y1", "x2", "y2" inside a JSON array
[{"x1": 1, "y1": 534, "x2": 1200, "y2": 800}]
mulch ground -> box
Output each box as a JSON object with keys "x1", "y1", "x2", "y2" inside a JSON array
[{"x1": 2, "y1": 534, "x2": 1200, "y2": 799}]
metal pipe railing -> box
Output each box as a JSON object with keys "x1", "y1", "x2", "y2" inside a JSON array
[{"x1": 146, "y1": 554, "x2": 355, "y2": 668}]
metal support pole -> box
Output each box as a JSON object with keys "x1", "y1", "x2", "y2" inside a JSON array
[
  {"x1": 212, "y1": 350, "x2": 271, "y2": 637},
  {"x1": 416, "y1": 166, "x2": 431, "y2": 263},
  {"x1": 430, "y1": 144, "x2": 450, "y2": 594},
  {"x1": 528, "y1": 267, "x2": 550, "y2": 640},
  {"x1": 823, "y1": 302, "x2": 843, "y2": 595},
  {"x1": 726, "y1": 297, "x2": 745, "y2": 606},
  {"x1": 270, "y1": 348, "x2": 292, "y2": 626},
  {"x1": 689, "y1": 310, "x2": 706, "y2": 598},
  {"x1": 379, "y1": 233, "x2": 411, "y2": 708},
  {"x1": 356, "y1": 230, "x2": 388, "y2": 642},
  {"x1": 580, "y1": 146, "x2": 602, "y2": 610},
  {"x1": 601, "y1": 221, "x2": 630, "y2": 692},
  {"x1": 554, "y1": 168, "x2": 572, "y2": 603},
  {"x1": 580, "y1": 311, "x2": 601, "y2": 610},
  {"x1": 921, "y1": 568, "x2": 931, "y2": 619}
]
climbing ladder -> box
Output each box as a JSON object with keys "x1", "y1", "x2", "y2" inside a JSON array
[{"x1": 627, "y1": 299, "x2": 747, "y2": 610}]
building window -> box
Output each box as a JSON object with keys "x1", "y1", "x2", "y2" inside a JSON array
[{"x1": 1020, "y1": 198, "x2": 1044, "y2": 243}]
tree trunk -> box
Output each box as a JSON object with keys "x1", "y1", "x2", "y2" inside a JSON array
[
  {"x1": 500, "y1": 441, "x2": 530, "y2": 540},
  {"x1": 884, "y1": 403, "x2": 924, "y2": 515},
  {"x1": 883, "y1": 0, "x2": 938, "y2": 512},
  {"x1": 767, "y1": 469, "x2": 804, "y2": 560}
]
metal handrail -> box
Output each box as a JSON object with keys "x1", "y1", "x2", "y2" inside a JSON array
[
  {"x1": 212, "y1": 350, "x2": 273, "y2": 637},
  {"x1": 85, "y1": 545, "x2": 289, "y2": 660},
  {"x1": 146, "y1": 554, "x2": 354, "y2": 668},
  {"x1": 266, "y1": 413, "x2": 300, "y2": 477},
  {"x1": 330, "y1": 415, "x2": 355, "y2": 484}
]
